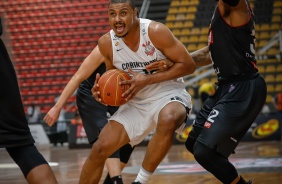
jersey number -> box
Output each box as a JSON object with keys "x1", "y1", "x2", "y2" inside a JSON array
[{"x1": 207, "y1": 109, "x2": 219, "y2": 123}]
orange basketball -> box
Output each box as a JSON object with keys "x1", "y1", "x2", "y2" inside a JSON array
[{"x1": 98, "y1": 69, "x2": 131, "y2": 106}]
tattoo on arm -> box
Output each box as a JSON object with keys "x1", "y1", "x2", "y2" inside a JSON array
[{"x1": 191, "y1": 49, "x2": 208, "y2": 63}]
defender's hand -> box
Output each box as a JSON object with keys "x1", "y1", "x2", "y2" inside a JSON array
[
  {"x1": 44, "y1": 106, "x2": 60, "y2": 127},
  {"x1": 146, "y1": 58, "x2": 174, "y2": 72}
]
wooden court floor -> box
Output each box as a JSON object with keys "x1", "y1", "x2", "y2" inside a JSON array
[{"x1": 0, "y1": 141, "x2": 281, "y2": 184}]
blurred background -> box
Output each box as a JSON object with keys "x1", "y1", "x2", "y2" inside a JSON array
[{"x1": 0, "y1": 0, "x2": 281, "y2": 148}]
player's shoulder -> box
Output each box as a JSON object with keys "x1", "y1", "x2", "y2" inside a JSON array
[
  {"x1": 98, "y1": 32, "x2": 111, "y2": 45},
  {"x1": 98, "y1": 32, "x2": 112, "y2": 50},
  {"x1": 148, "y1": 20, "x2": 168, "y2": 32},
  {"x1": 147, "y1": 20, "x2": 173, "y2": 45}
]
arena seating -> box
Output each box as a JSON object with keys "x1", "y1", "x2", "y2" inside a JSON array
[
  {"x1": 0, "y1": 0, "x2": 281, "y2": 115},
  {"x1": 0, "y1": 0, "x2": 110, "y2": 113}
]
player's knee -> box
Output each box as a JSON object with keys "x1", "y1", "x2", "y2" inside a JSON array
[
  {"x1": 91, "y1": 141, "x2": 113, "y2": 160},
  {"x1": 159, "y1": 113, "x2": 185, "y2": 132},
  {"x1": 6, "y1": 144, "x2": 48, "y2": 177},
  {"x1": 109, "y1": 149, "x2": 120, "y2": 159},
  {"x1": 193, "y1": 141, "x2": 213, "y2": 164},
  {"x1": 185, "y1": 126, "x2": 202, "y2": 154}
]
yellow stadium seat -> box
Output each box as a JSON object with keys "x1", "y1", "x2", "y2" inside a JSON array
[
  {"x1": 267, "y1": 84, "x2": 275, "y2": 93},
  {"x1": 172, "y1": 29, "x2": 181, "y2": 36},
  {"x1": 275, "y1": 84, "x2": 282, "y2": 92},
  {"x1": 199, "y1": 35, "x2": 207, "y2": 42},
  {"x1": 201, "y1": 27, "x2": 209, "y2": 35},
  {"x1": 265, "y1": 95, "x2": 273, "y2": 103},
  {"x1": 168, "y1": 7, "x2": 178, "y2": 14},
  {"x1": 170, "y1": 0, "x2": 180, "y2": 6},
  {"x1": 181, "y1": 28, "x2": 190, "y2": 35},
  {"x1": 174, "y1": 21, "x2": 183, "y2": 28},
  {"x1": 189, "y1": 35, "x2": 199, "y2": 43},
  {"x1": 266, "y1": 48, "x2": 280, "y2": 55},
  {"x1": 180, "y1": 1, "x2": 189, "y2": 6},
  {"x1": 276, "y1": 74, "x2": 282, "y2": 82},
  {"x1": 178, "y1": 7, "x2": 188, "y2": 13},
  {"x1": 186, "y1": 13, "x2": 195, "y2": 20},
  {"x1": 272, "y1": 15, "x2": 281, "y2": 23},
  {"x1": 272, "y1": 8, "x2": 282, "y2": 15},
  {"x1": 276, "y1": 65, "x2": 282, "y2": 72},
  {"x1": 257, "y1": 65, "x2": 265, "y2": 73},
  {"x1": 259, "y1": 32, "x2": 270, "y2": 39},
  {"x1": 270, "y1": 23, "x2": 280, "y2": 31},
  {"x1": 273, "y1": 1, "x2": 282, "y2": 7},
  {"x1": 165, "y1": 22, "x2": 174, "y2": 29},
  {"x1": 183, "y1": 21, "x2": 193, "y2": 28},
  {"x1": 260, "y1": 24, "x2": 270, "y2": 31},
  {"x1": 187, "y1": 6, "x2": 197, "y2": 13},
  {"x1": 187, "y1": 44, "x2": 197, "y2": 52},
  {"x1": 257, "y1": 40, "x2": 268, "y2": 48},
  {"x1": 190, "y1": 0, "x2": 199, "y2": 6},
  {"x1": 265, "y1": 65, "x2": 276, "y2": 73},
  {"x1": 180, "y1": 36, "x2": 189, "y2": 44},
  {"x1": 197, "y1": 43, "x2": 207, "y2": 50},
  {"x1": 264, "y1": 75, "x2": 276, "y2": 82},
  {"x1": 190, "y1": 27, "x2": 200, "y2": 35},
  {"x1": 256, "y1": 59, "x2": 266, "y2": 64},
  {"x1": 166, "y1": 14, "x2": 176, "y2": 21}
]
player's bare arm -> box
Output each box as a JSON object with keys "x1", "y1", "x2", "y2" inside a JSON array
[
  {"x1": 98, "y1": 33, "x2": 116, "y2": 70},
  {"x1": 44, "y1": 46, "x2": 104, "y2": 126},
  {"x1": 91, "y1": 33, "x2": 116, "y2": 104},
  {"x1": 145, "y1": 58, "x2": 174, "y2": 72},
  {"x1": 148, "y1": 46, "x2": 211, "y2": 69},
  {"x1": 125, "y1": 22, "x2": 195, "y2": 84},
  {"x1": 120, "y1": 21, "x2": 196, "y2": 100},
  {"x1": 218, "y1": 0, "x2": 250, "y2": 26},
  {"x1": 149, "y1": 21, "x2": 196, "y2": 80},
  {"x1": 190, "y1": 46, "x2": 212, "y2": 66}
]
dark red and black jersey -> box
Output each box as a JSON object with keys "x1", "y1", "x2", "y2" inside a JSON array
[{"x1": 208, "y1": 1, "x2": 258, "y2": 81}]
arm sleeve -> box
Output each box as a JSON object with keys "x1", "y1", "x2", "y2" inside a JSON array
[{"x1": 222, "y1": 0, "x2": 240, "y2": 7}]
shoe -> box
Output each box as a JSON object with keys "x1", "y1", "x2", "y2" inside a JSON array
[
  {"x1": 247, "y1": 179, "x2": 252, "y2": 184},
  {"x1": 131, "y1": 182, "x2": 141, "y2": 184}
]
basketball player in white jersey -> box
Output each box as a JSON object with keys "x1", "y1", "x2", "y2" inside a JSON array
[{"x1": 79, "y1": 0, "x2": 196, "y2": 183}]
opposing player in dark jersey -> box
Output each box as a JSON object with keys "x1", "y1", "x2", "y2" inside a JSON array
[
  {"x1": 184, "y1": 0, "x2": 266, "y2": 183},
  {"x1": 0, "y1": 18, "x2": 58, "y2": 184}
]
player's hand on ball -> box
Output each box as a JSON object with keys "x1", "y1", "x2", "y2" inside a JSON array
[
  {"x1": 91, "y1": 73, "x2": 107, "y2": 106},
  {"x1": 145, "y1": 58, "x2": 174, "y2": 72},
  {"x1": 120, "y1": 68, "x2": 147, "y2": 101},
  {"x1": 44, "y1": 106, "x2": 60, "y2": 127}
]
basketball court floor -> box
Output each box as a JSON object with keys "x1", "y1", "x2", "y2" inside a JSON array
[{"x1": 0, "y1": 141, "x2": 281, "y2": 184}]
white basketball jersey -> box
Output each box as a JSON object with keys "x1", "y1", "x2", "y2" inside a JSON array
[{"x1": 110, "y1": 18, "x2": 187, "y2": 102}]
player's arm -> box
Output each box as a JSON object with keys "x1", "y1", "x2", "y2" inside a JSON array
[
  {"x1": 145, "y1": 21, "x2": 196, "y2": 83},
  {"x1": 190, "y1": 46, "x2": 212, "y2": 66},
  {"x1": 91, "y1": 33, "x2": 116, "y2": 105},
  {"x1": 218, "y1": 0, "x2": 251, "y2": 26},
  {"x1": 146, "y1": 45, "x2": 212, "y2": 70},
  {"x1": 44, "y1": 46, "x2": 104, "y2": 126},
  {"x1": 121, "y1": 22, "x2": 196, "y2": 100}
]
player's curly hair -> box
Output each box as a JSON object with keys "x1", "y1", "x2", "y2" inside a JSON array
[{"x1": 109, "y1": 0, "x2": 136, "y2": 9}]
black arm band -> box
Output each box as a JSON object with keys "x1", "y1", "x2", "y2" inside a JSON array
[{"x1": 222, "y1": 0, "x2": 240, "y2": 7}]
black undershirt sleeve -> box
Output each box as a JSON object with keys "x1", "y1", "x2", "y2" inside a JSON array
[{"x1": 222, "y1": 0, "x2": 240, "y2": 7}]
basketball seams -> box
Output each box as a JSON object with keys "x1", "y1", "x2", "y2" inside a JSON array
[
  {"x1": 101, "y1": 70, "x2": 118, "y2": 104},
  {"x1": 98, "y1": 69, "x2": 130, "y2": 106}
]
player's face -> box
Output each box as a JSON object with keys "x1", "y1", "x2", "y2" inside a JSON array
[{"x1": 108, "y1": 2, "x2": 136, "y2": 38}]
